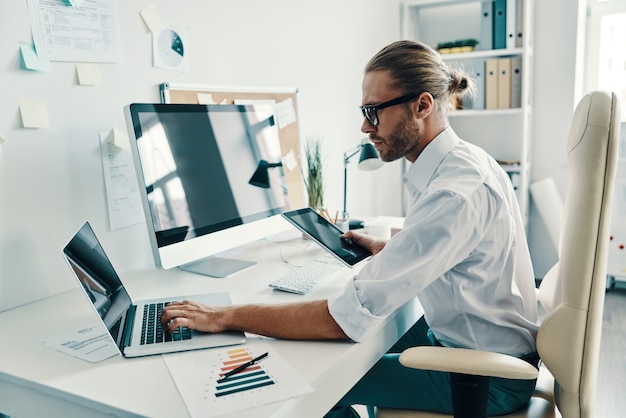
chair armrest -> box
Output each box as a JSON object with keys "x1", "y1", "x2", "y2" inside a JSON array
[{"x1": 399, "y1": 346, "x2": 539, "y2": 380}]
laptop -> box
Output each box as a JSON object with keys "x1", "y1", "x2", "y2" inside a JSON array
[{"x1": 62, "y1": 222, "x2": 246, "y2": 358}]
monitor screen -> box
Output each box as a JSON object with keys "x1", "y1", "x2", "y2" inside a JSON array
[{"x1": 124, "y1": 103, "x2": 292, "y2": 277}]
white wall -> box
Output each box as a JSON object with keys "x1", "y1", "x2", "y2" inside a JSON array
[{"x1": 0, "y1": 0, "x2": 404, "y2": 312}]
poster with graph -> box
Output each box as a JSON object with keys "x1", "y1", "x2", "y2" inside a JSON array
[{"x1": 163, "y1": 339, "x2": 314, "y2": 417}]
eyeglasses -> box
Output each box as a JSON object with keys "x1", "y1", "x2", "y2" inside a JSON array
[{"x1": 359, "y1": 92, "x2": 422, "y2": 127}]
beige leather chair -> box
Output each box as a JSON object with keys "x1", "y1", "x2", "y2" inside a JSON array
[{"x1": 376, "y1": 90, "x2": 621, "y2": 418}]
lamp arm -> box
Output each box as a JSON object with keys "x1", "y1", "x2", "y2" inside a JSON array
[
  {"x1": 343, "y1": 160, "x2": 348, "y2": 219},
  {"x1": 344, "y1": 146, "x2": 361, "y2": 164},
  {"x1": 343, "y1": 146, "x2": 361, "y2": 219}
]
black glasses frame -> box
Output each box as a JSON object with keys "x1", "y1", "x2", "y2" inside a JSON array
[{"x1": 359, "y1": 92, "x2": 422, "y2": 127}]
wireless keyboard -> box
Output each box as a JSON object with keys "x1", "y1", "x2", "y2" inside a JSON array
[{"x1": 269, "y1": 255, "x2": 346, "y2": 295}]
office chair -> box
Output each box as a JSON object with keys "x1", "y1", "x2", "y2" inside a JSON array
[{"x1": 376, "y1": 90, "x2": 621, "y2": 418}]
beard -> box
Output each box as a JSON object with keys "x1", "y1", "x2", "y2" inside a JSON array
[{"x1": 373, "y1": 111, "x2": 421, "y2": 162}]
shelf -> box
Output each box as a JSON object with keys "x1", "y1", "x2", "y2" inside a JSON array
[
  {"x1": 439, "y1": 47, "x2": 523, "y2": 61},
  {"x1": 402, "y1": 0, "x2": 533, "y2": 226},
  {"x1": 498, "y1": 162, "x2": 522, "y2": 173},
  {"x1": 450, "y1": 108, "x2": 524, "y2": 117},
  {"x1": 404, "y1": 0, "x2": 489, "y2": 8}
]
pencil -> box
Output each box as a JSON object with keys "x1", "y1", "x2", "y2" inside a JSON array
[
  {"x1": 217, "y1": 352, "x2": 269, "y2": 383},
  {"x1": 325, "y1": 209, "x2": 332, "y2": 223}
]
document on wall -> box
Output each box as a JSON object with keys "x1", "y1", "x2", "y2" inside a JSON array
[
  {"x1": 27, "y1": 0, "x2": 122, "y2": 63},
  {"x1": 163, "y1": 338, "x2": 314, "y2": 417},
  {"x1": 42, "y1": 323, "x2": 118, "y2": 363},
  {"x1": 99, "y1": 130, "x2": 144, "y2": 230}
]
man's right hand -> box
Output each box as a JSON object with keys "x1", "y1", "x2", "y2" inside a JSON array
[{"x1": 341, "y1": 230, "x2": 387, "y2": 255}]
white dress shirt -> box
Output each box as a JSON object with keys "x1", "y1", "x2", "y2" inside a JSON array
[{"x1": 328, "y1": 127, "x2": 539, "y2": 357}]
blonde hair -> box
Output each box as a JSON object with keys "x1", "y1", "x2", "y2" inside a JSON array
[{"x1": 365, "y1": 40, "x2": 476, "y2": 116}]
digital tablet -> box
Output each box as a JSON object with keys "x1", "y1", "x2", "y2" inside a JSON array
[{"x1": 281, "y1": 207, "x2": 372, "y2": 267}]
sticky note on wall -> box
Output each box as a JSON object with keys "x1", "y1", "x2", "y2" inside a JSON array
[
  {"x1": 19, "y1": 99, "x2": 50, "y2": 128},
  {"x1": 76, "y1": 63, "x2": 101, "y2": 85},
  {"x1": 140, "y1": 3, "x2": 164, "y2": 33},
  {"x1": 19, "y1": 41, "x2": 51, "y2": 73}
]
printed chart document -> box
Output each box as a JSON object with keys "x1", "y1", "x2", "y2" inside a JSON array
[
  {"x1": 27, "y1": 0, "x2": 122, "y2": 63},
  {"x1": 99, "y1": 131, "x2": 144, "y2": 230},
  {"x1": 163, "y1": 339, "x2": 314, "y2": 417}
]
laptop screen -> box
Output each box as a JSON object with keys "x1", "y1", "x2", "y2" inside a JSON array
[{"x1": 63, "y1": 222, "x2": 132, "y2": 349}]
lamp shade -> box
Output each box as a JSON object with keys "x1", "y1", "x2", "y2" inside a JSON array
[
  {"x1": 249, "y1": 160, "x2": 270, "y2": 188},
  {"x1": 358, "y1": 142, "x2": 383, "y2": 171},
  {"x1": 249, "y1": 160, "x2": 282, "y2": 188}
]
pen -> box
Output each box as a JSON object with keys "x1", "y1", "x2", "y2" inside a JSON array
[{"x1": 217, "y1": 352, "x2": 269, "y2": 382}]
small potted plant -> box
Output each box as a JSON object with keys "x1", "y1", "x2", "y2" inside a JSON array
[{"x1": 304, "y1": 136, "x2": 325, "y2": 210}]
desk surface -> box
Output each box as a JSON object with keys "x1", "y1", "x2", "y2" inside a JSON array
[{"x1": 0, "y1": 218, "x2": 420, "y2": 418}]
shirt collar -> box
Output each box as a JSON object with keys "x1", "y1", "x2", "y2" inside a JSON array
[{"x1": 403, "y1": 126, "x2": 460, "y2": 194}]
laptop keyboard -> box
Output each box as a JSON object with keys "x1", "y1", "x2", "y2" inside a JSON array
[
  {"x1": 140, "y1": 302, "x2": 192, "y2": 345},
  {"x1": 269, "y1": 254, "x2": 346, "y2": 295},
  {"x1": 110, "y1": 316, "x2": 122, "y2": 342}
]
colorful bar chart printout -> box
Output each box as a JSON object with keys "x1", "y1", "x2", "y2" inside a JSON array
[
  {"x1": 214, "y1": 347, "x2": 275, "y2": 397},
  {"x1": 163, "y1": 339, "x2": 314, "y2": 417}
]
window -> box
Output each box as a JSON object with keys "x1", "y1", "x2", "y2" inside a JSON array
[{"x1": 585, "y1": 0, "x2": 626, "y2": 121}]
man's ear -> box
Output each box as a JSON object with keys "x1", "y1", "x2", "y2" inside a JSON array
[{"x1": 413, "y1": 92, "x2": 434, "y2": 119}]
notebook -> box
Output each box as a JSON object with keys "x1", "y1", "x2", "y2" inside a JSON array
[{"x1": 62, "y1": 222, "x2": 246, "y2": 358}]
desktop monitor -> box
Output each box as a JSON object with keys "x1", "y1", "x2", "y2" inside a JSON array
[{"x1": 124, "y1": 103, "x2": 292, "y2": 277}]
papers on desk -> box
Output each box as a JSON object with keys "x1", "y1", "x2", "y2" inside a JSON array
[
  {"x1": 42, "y1": 323, "x2": 118, "y2": 363},
  {"x1": 163, "y1": 338, "x2": 314, "y2": 417}
]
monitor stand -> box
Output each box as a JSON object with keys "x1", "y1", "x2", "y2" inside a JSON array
[{"x1": 178, "y1": 256, "x2": 256, "y2": 278}]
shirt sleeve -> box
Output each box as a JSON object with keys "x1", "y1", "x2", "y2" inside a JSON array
[{"x1": 328, "y1": 187, "x2": 496, "y2": 342}]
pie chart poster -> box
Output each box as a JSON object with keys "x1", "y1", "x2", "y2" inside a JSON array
[{"x1": 153, "y1": 26, "x2": 188, "y2": 72}]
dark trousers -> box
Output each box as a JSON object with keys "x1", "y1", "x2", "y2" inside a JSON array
[{"x1": 324, "y1": 317, "x2": 537, "y2": 418}]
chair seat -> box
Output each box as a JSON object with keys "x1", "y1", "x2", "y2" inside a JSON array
[{"x1": 376, "y1": 366, "x2": 558, "y2": 418}]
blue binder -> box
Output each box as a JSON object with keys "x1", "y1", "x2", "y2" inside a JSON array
[{"x1": 493, "y1": 0, "x2": 507, "y2": 49}]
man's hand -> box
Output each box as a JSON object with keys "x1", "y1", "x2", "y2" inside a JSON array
[
  {"x1": 161, "y1": 300, "x2": 230, "y2": 334},
  {"x1": 342, "y1": 230, "x2": 387, "y2": 255}
]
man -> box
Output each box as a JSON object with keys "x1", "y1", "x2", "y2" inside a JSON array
[{"x1": 161, "y1": 40, "x2": 539, "y2": 416}]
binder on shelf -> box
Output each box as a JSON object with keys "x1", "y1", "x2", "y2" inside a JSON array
[
  {"x1": 510, "y1": 56, "x2": 522, "y2": 108},
  {"x1": 516, "y1": 0, "x2": 524, "y2": 48},
  {"x1": 497, "y1": 58, "x2": 512, "y2": 109},
  {"x1": 463, "y1": 59, "x2": 486, "y2": 110},
  {"x1": 485, "y1": 58, "x2": 499, "y2": 110},
  {"x1": 498, "y1": 160, "x2": 521, "y2": 194},
  {"x1": 506, "y1": 0, "x2": 517, "y2": 49},
  {"x1": 478, "y1": 2, "x2": 493, "y2": 51},
  {"x1": 493, "y1": 0, "x2": 507, "y2": 50},
  {"x1": 510, "y1": 172, "x2": 521, "y2": 196}
]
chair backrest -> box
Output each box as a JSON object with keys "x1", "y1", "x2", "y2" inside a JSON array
[{"x1": 537, "y1": 90, "x2": 620, "y2": 418}]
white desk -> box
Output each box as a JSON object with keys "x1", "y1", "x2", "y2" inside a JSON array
[{"x1": 0, "y1": 222, "x2": 420, "y2": 418}]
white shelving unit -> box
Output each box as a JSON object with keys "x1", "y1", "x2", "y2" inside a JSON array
[{"x1": 401, "y1": 0, "x2": 534, "y2": 225}]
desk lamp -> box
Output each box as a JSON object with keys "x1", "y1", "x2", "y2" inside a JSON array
[
  {"x1": 249, "y1": 160, "x2": 283, "y2": 188},
  {"x1": 343, "y1": 138, "x2": 383, "y2": 229}
]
